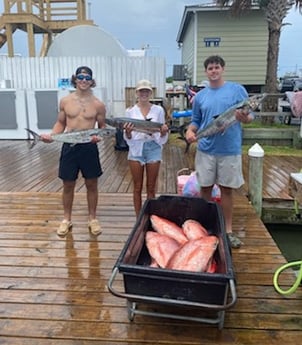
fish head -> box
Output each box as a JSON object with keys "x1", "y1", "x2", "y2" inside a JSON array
[
  {"x1": 248, "y1": 93, "x2": 268, "y2": 111},
  {"x1": 105, "y1": 118, "x2": 116, "y2": 126},
  {"x1": 105, "y1": 118, "x2": 124, "y2": 130}
]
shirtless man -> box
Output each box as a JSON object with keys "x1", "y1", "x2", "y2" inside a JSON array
[{"x1": 41, "y1": 66, "x2": 106, "y2": 237}]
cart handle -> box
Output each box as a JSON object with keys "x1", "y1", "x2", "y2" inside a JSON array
[{"x1": 107, "y1": 267, "x2": 237, "y2": 311}]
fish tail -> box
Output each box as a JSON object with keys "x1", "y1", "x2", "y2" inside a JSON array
[
  {"x1": 25, "y1": 128, "x2": 41, "y2": 148},
  {"x1": 177, "y1": 135, "x2": 191, "y2": 153},
  {"x1": 184, "y1": 140, "x2": 191, "y2": 154},
  {"x1": 176, "y1": 124, "x2": 191, "y2": 153}
]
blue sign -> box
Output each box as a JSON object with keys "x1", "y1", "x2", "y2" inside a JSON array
[
  {"x1": 58, "y1": 78, "x2": 71, "y2": 89},
  {"x1": 204, "y1": 37, "x2": 221, "y2": 47}
]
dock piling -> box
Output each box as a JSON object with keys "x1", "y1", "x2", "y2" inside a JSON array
[{"x1": 248, "y1": 143, "x2": 264, "y2": 217}]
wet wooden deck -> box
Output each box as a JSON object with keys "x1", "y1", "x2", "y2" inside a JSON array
[
  {"x1": 0, "y1": 138, "x2": 302, "y2": 344},
  {"x1": 1, "y1": 138, "x2": 302, "y2": 199}
]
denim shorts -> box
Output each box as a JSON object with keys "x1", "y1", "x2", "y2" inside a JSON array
[{"x1": 128, "y1": 141, "x2": 162, "y2": 165}]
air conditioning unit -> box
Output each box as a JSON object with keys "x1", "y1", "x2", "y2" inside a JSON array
[{"x1": 173, "y1": 65, "x2": 187, "y2": 81}]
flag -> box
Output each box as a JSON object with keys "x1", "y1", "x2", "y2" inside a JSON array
[{"x1": 185, "y1": 84, "x2": 196, "y2": 104}]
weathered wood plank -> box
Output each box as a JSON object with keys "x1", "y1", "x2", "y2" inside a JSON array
[
  {"x1": 0, "y1": 139, "x2": 302, "y2": 344},
  {"x1": 1, "y1": 139, "x2": 302, "y2": 201},
  {"x1": 0, "y1": 192, "x2": 301, "y2": 344}
]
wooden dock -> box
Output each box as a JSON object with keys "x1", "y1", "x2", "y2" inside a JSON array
[{"x1": 0, "y1": 138, "x2": 302, "y2": 344}]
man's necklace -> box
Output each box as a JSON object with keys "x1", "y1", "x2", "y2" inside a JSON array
[{"x1": 76, "y1": 96, "x2": 92, "y2": 113}]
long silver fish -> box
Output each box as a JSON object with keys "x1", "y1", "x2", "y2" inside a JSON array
[
  {"x1": 195, "y1": 93, "x2": 267, "y2": 140},
  {"x1": 105, "y1": 117, "x2": 162, "y2": 134},
  {"x1": 25, "y1": 127, "x2": 116, "y2": 147}
]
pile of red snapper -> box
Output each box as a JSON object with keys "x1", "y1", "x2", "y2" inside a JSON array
[{"x1": 145, "y1": 215, "x2": 219, "y2": 273}]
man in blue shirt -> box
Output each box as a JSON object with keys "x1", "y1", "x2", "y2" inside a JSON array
[{"x1": 186, "y1": 55, "x2": 254, "y2": 248}]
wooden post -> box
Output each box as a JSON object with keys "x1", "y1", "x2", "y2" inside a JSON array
[
  {"x1": 27, "y1": 23, "x2": 36, "y2": 57},
  {"x1": 5, "y1": 23, "x2": 14, "y2": 57},
  {"x1": 179, "y1": 94, "x2": 185, "y2": 126},
  {"x1": 248, "y1": 143, "x2": 264, "y2": 217}
]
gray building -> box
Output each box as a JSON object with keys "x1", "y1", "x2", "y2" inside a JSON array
[{"x1": 176, "y1": 4, "x2": 268, "y2": 92}]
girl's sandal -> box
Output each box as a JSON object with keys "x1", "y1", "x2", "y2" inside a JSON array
[{"x1": 227, "y1": 233, "x2": 243, "y2": 249}]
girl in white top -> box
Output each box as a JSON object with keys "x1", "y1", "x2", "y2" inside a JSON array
[{"x1": 124, "y1": 79, "x2": 169, "y2": 217}]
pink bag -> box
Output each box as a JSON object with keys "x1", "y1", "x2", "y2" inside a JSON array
[
  {"x1": 182, "y1": 172, "x2": 201, "y2": 197},
  {"x1": 178, "y1": 168, "x2": 221, "y2": 202},
  {"x1": 177, "y1": 168, "x2": 192, "y2": 195}
]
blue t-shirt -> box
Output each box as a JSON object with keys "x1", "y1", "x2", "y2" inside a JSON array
[{"x1": 191, "y1": 81, "x2": 248, "y2": 155}]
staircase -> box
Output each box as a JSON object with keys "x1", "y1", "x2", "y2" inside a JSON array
[{"x1": 0, "y1": 0, "x2": 94, "y2": 56}]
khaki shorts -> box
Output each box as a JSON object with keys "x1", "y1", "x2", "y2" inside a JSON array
[{"x1": 195, "y1": 150, "x2": 244, "y2": 189}]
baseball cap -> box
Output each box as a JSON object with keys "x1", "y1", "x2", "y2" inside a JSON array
[
  {"x1": 75, "y1": 66, "x2": 93, "y2": 77},
  {"x1": 136, "y1": 79, "x2": 153, "y2": 91}
]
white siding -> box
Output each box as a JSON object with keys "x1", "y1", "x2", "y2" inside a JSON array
[
  {"x1": 181, "y1": 18, "x2": 195, "y2": 84},
  {"x1": 179, "y1": 8, "x2": 268, "y2": 88},
  {"x1": 196, "y1": 10, "x2": 268, "y2": 85},
  {"x1": 0, "y1": 55, "x2": 166, "y2": 115},
  {"x1": 0, "y1": 55, "x2": 165, "y2": 138}
]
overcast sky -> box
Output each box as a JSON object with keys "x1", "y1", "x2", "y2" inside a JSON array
[{"x1": 0, "y1": 0, "x2": 301, "y2": 77}]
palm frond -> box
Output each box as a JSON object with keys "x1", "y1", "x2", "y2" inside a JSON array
[
  {"x1": 295, "y1": 0, "x2": 302, "y2": 12},
  {"x1": 216, "y1": 0, "x2": 256, "y2": 15}
]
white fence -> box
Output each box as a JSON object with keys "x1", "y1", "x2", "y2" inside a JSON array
[{"x1": 0, "y1": 55, "x2": 166, "y2": 139}]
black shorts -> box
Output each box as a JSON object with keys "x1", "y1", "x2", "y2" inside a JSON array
[{"x1": 59, "y1": 143, "x2": 103, "y2": 181}]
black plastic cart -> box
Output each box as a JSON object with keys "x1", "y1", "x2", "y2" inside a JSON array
[{"x1": 108, "y1": 195, "x2": 237, "y2": 329}]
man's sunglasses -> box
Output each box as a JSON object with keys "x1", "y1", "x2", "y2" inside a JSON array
[{"x1": 76, "y1": 74, "x2": 92, "y2": 81}]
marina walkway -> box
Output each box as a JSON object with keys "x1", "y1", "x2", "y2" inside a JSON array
[
  {"x1": 1, "y1": 138, "x2": 302, "y2": 199},
  {"x1": 0, "y1": 138, "x2": 302, "y2": 344}
]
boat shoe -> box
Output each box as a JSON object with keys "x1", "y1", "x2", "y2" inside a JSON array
[
  {"x1": 88, "y1": 219, "x2": 102, "y2": 236},
  {"x1": 227, "y1": 232, "x2": 243, "y2": 249},
  {"x1": 57, "y1": 220, "x2": 72, "y2": 236}
]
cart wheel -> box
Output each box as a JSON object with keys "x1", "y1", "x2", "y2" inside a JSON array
[
  {"x1": 127, "y1": 300, "x2": 136, "y2": 321},
  {"x1": 218, "y1": 310, "x2": 225, "y2": 330},
  {"x1": 284, "y1": 115, "x2": 291, "y2": 125}
]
